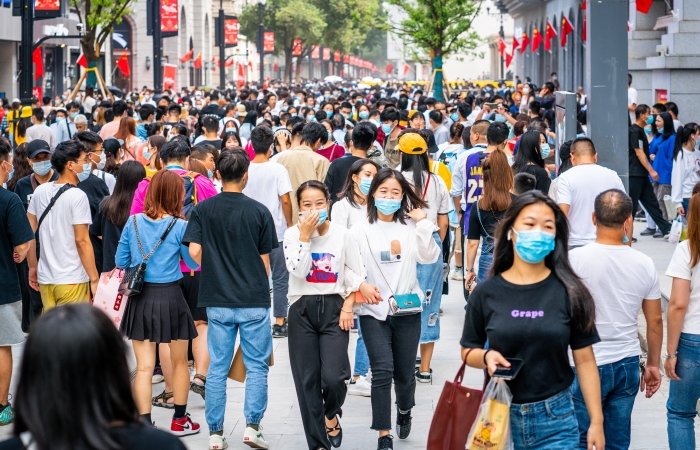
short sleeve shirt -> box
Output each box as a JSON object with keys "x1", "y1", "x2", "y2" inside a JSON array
[{"x1": 0, "y1": 188, "x2": 34, "y2": 304}]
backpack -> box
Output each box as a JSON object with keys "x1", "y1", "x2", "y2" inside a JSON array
[{"x1": 146, "y1": 171, "x2": 200, "y2": 219}]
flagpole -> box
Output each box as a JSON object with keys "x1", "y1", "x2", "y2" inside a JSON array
[{"x1": 151, "y1": 0, "x2": 163, "y2": 92}]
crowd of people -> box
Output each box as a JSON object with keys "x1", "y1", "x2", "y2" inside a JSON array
[{"x1": 0, "y1": 74, "x2": 697, "y2": 450}]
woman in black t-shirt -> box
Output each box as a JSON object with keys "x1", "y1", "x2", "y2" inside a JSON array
[
  {"x1": 512, "y1": 130, "x2": 552, "y2": 194},
  {"x1": 460, "y1": 191, "x2": 604, "y2": 450},
  {"x1": 0, "y1": 304, "x2": 185, "y2": 450}
]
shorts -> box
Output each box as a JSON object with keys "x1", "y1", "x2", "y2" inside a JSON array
[
  {"x1": 39, "y1": 282, "x2": 90, "y2": 311},
  {"x1": 0, "y1": 301, "x2": 24, "y2": 346}
]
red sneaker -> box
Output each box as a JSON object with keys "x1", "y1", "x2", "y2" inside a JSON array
[{"x1": 170, "y1": 413, "x2": 201, "y2": 437}]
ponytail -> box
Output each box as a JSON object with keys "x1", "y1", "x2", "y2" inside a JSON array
[{"x1": 674, "y1": 122, "x2": 700, "y2": 161}]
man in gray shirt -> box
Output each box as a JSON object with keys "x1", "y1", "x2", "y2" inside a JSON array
[
  {"x1": 26, "y1": 108, "x2": 56, "y2": 150},
  {"x1": 429, "y1": 110, "x2": 450, "y2": 146}
]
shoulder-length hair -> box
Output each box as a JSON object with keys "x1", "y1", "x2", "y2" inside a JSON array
[
  {"x1": 491, "y1": 190, "x2": 596, "y2": 332},
  {"x1": 513, "y1": 130, "x2": 545, "y2": 172},
  {"x1": 13, "y1": 304, "x2": 139, "y2": 450},
  {"x1": 339, "y1": 158, "x2": 380, "y2": 208},
  {"x1": 367, "y1": 168, "x2": 427, "y2": 224},
  {"x1": 101, "y1": 160, "x2": 146, "y2": 227},
  {"x1": 479, "y1": 148, "x2": 513, "y2": 211},
  {"x1": 687, "y1": 182, "x2": 700, "y2": 267},
  {"x1": 144, "y1": 170, "x2": 184, "y2": 219}
]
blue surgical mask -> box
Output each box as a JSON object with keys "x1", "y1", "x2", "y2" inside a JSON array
[
  {"x1": 450, "y1": 113, "x2": 459, "y2": 122},
  {"x1": 325, "y1": 110, "x2": 333, "y2": 119},
  {"x1": 207, "y1": 169, "x2": 214, "y2": 179},
  {"x1": 375, "y1": 198, "x2": 402, "y2": 215},
  {"x1": 143, "y1": 148, "x2": 152, "y2": 161},
  {"x1": 95, "y1": 152, "x2": 106, "y2": 170},
  {"x1": 512, "y1": 228, "x2": 555, "y2": 264},
  {"x1": 494, "y1": 114, "x2": 506, "y2": 123},
  {"x1": 76, "y1": 163, "x2": 91, "y2": 182},
  {"x1": 307, "y1": 115, "x2": 315, "y2": 122},
  {"x1": 328, "y1": 131, "x2": 333, "y2": 141},
  {"x1": 359, "y1": 111, "x2": 370, "y2": 120},
  {"x1": 359, "y1": 177, "x2": 372, "y2": 195},
  {"x1": 646, "y1": 116, "x2": 654, "y2": 125},
  {"x1": 32, "y1": 160, "x2": 52, "y2": 176},
  {"x1": 317, "y1": 208, "x2": 328, "y2": 225},
  {"x1": 381, "y1": 123, "x2": 393, "y2": 134},
  {"x1": 540, "y1": 143, "x2": 551, "y2": 159}
]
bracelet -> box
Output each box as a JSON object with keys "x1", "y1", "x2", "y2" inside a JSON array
[
  {"x1": 483, "y1": 349, "x2": 492, "y2": 365},
  {"x1": 665, "y1": 353, "x2": 677, "y2": 360},
  {"x1": 341, "y1": 309, "x2": 353, "y2": 314}
]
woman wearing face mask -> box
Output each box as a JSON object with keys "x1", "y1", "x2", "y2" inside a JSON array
[
  {"x1": 350, "y1": 169, "x2": 441, "y2": 450},
  {"x1": 650, "y1": 112, "x2": 677, "y2": 221},
  {"x1": 284, "y1": 180, "x2": 379, "y2": 450},
  {"x1": 461, "y1": 191, "x2": 604, "y2": 450},
  {"x1": 221, "y1": 131, "x2": 242, "y2": 151},
  {"x1": 317, "y1": 120, "x2": 345, "y2": 162},
  {"x1": 519, "y1": 83, "x2": 536, "y2": 114},
  {"x1": 671, "y1": 123, "x2": 700, "y2": 216},
  {"x1": 357, "y1": 104, "x2": 371, "y2": 122},
  {"x1": 142, "y1": 135, "x2": 165, "y2": 177},
  {"x1": 512, "y1": 130, "x2": 552, "y2": 194}
]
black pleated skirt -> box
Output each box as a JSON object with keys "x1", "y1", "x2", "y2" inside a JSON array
[{"x1": 120, "y1": 281, "x2": 198, "y2": 343}]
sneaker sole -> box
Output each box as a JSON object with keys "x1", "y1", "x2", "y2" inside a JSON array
[
  {"x1": 347, "y1": 389, "x2": 371, "y2": 397},
  {"x1": 171, "y1": 428, "x2": 201, "y2": 437},
  {"x1": 209, "y1": 442, "x2": 228, "y2": 450},
  {"x1": 243, "y1": 438, "x2": 269, "y2": 449}
]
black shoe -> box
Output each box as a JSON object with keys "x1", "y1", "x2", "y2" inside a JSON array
[
  {"x1": 377, "y1": 435, "x2": 393, "y2": 450},
  {"x1": 395, "y1": 409, "x2": 412, "y2": 439},
  {"x1": 653, "y1": 230, "x2": 664, "y2": 238},
  {"x1": 325, "y1": 415, "x2": 342, "y2": 448},
  {"x1": 631, "y1": 237, "x2": 638, "y2": 243},
  {"x1": 640, "y1": 228, "x2": 656, "y2": 236},
  {"x1": 272, "y1": 323, "x2": 288, "y2": 338},
  {"x1": 415, "y1": 368, "x2": 433, "y2": 384}
]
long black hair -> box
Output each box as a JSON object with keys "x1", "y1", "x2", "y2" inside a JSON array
[
  {"x1": 338, "y1": 158, "x2": 380, "y2": 208},
  {"x1": 367, "y1": 168, "x2": 427, "y2": 224},
  {"x1": 490, "y1": 190, "x2": 596, "y2": 332},
  {"x1": 398, "y1": 128, "x2": 431, "y2": 197},
  {"x1": 512, "y1": 130, "x2": 545, "y2": 172},
  {"x1": 100, "y1": 160, "x2": 146, "y2": 227},
  {"x1": 13, "y1": 305, "x2": 140, "y2": 450},
  {"x1": 673, "y1": 122, "x2": 699, "y2": 161},
  {"x1": 652, "y1": 112, "x2": 675, "y2": 139}
]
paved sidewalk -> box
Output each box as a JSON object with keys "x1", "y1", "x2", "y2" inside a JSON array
[{"x1": 1, "y1": 227, "x2": 699, "y2": 449}]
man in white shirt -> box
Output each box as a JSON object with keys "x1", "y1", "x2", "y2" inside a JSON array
[
  {"x1": 26, "y1": 140, "x2": 98, "y2": 310},
  {"x1": 627, "y1": 73, "x2": 638, "y2": 125},
  {"x1": 243, "y1": 125, "x2": 293, "y2": 337},
  {"x1": 569, "y1": 189, "x2": 662, "y2": 450},
  {"x1": 50, "y1": 108, "x2": 77, "y2": 145},
  {"x1": 557, "y1": 138, "x2": 625, "y2": 248},
  {"x1": 26, "y1": 108, "x2": 56, "y2": 150}
]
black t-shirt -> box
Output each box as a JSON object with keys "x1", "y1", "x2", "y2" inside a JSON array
[
  {"x1": 78, "y1": 174, "x2": 110, "y2": 274},
  {"x1": 629, "y1": 124, "x2": 650, "y2": 177},
  {"x1": 0, "y1": 423, "x2": 186, "y2": 450},
  {"x1": 90, "y1": 197, "x2": 124, "y2": 272},
  {"x1": 467, "y1": 205, "x2": 506, "y2": 242},
  {"x1": 195, "y1": 139, "x2": 223, "y2": 150},
  {"x1": 183, "y1": 192, "x2": 278, "y2": 308},
  {"x1": 325, "y1": 155, "x2": 362, "y2": 202},
  {"x1": 12, "y1": 172, "x2": 59, "y2": 211},
  {"x1": 460, "y1": 273, "x2": 600, "y2": 403},
  {"x1": 0, "y1": 188, "x2": 34, "y2": 305},
  {"x1": 518, "y1": 164, "x2": 551, "y2": 194}
]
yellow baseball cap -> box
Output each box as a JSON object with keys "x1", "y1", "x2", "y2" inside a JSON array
[{"x1": 395, "y1": 132, "x2": 427, "y2": 155}]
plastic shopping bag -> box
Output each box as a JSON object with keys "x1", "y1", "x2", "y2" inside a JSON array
[
  {"x1": 466, "y1": 377, "x2": 513, "y2": 450},
  {"x1": 681, "y1": 216, "x2": 688, "y2": 242},
  {"x1": 92, "y1": 269, "x2": 128, "y2": 328},
  {"x1": 669, "y1": 216, "x2": 685, "y2": 244}
]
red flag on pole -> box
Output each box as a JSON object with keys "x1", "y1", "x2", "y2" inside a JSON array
[
  {"x1": 505, "y1": 51, "x2": 514, "y2": 69},
  {"x1": 33, "y1": 47, "x2": 43, "y2": 80},
  {"x1": 76, "y1": 52, "x2": 88, "y2": 68},
  {"x1": 560, "y1": 17, "x2": 575, "y2": 47},
  {"x1": 117, "y1": 51, "x2": 130, "y2": 78},
  {"x1": 636, "y1": 0, "x2": 653, "y2": 13},
  {"x1": 180, "y1": 49, "x2": 193, "y2": 63},
  {"x1": 531, "y1": 27, "x2": 542, "y2": 52},
  {"x1": 520, "y1": 32, "x2": 530, "y2": 54},
  {"x1": 385, "y1": 63, "x2": 394, "y2": 74},
  {"x1": 225, "y1": 58, "x2": 235, "y2": 67},
  {"x1": 544, "y1": 21, "x2": 557, "y2": 52},
  {"x1": 497, "y1": 37, "x2": 507, "y2": 57},
  {"x1": 511, "y1": 36, "x2": 519, "y2": 55},
  {"x1": 403, "y1": 63, "x2": 410, "y2": 76},
  {"x1": 193, "y1": 52, "x2": 202, "y2": 69}
]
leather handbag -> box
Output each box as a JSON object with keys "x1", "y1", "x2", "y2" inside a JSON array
[{"x1": 426, "y1": 349, "x2": 484, "y2": 450}]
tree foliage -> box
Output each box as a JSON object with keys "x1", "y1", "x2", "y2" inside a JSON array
[{"x1": 71, "y1": 0, "x2": 135, "y2": 61}]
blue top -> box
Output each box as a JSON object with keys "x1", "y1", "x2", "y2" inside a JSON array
[
  {"x1": 649, "y1": 134, "x2": 676, "y2": 185},
  {"x1": 115, "y1": 214, "x2": 198, "y2": 283}
]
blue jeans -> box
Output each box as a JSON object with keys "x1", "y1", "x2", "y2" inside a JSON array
[
  {"x1": 205, "y1": 307, "x2": 272, "y2": 432},
  {"x1": 353, "y1": 320, "x2": 370, "y2": 376},
  {"x1": 667, "y1": 332, "x2": 700, "y2": 450},
  {"x1": 477, "y1": 239, "x2": 494, "y2": 283},
  {"x1": 510, "y1": 389, "x2": 579, "y2": 449},
  {"x1": 571, "y1": 356, "x2": 640, "y2": 450},
  {"x1": 417, "y1": 232, "x2": 443, "y2": 343}
]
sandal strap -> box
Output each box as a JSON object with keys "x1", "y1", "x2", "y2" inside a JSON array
[
  {"x1": 193, "y1": 374, "x2": 207, "y2": 383},
  {"x1": 153, "y1": 390, "x2": 173, "y2": 401}
]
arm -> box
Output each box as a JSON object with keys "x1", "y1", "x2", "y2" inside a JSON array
[
  {"x1": 13, "y1": 241, "x2": 31, "y2": 263},
  {"x1": 641, "y1": 298, "x2": 663, "y2": 397},
  {"x1": 26, "y1": 212, "x2": 39, "y2": 291},
  {"x1": 280, "y1": 192, "x2": 293, "y2": 227},
  {"x1": 180, "y1": 244, "x2": 199, "y2": 270},
  {"x1": 437, "y1": 213, "x2": 448, "y2": 241},
  {"x1": 261, "y1": 253, "x2": 270, "y2": 277},
  {"x1": 410, "y1": 214, "x2": 441, "y2": 264},
  {"x1": 558, "y1": 203, "x2": 570, "y2": 216},
  {"x1": 671, "y1": 155, "x2": 684, "y2": 212},
  {"x1": 74, "y1": 224, "x2": 99, "y2": 294},
  {"x1": 283, "y1": 228, "x2": 314, "y2": 278},
  {"x1": 665, "y1": 277, "x2": 691, "y2": 380},
  {"x1": 572, "y1": 346, "x2": 605, "y2": 450},
  {"x1": 466, "y1": 240, "x2": 479, "y2": 278},
  {"x1": 634, "y1": 146, "x2": 658, "y2": 179}
]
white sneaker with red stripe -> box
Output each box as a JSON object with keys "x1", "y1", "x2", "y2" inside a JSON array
[
  {"x1": 170, "y1": 413, "x2": 200, "y2": 437},
  {"x1": 243, "y1": 425, "x2": 269, "y2": 449}
]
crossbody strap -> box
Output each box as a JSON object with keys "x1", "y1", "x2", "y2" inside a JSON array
[
  {"x1": 421, "y1": 173, "x2": 431, "y2": 201},
  {"x1": 132, "y1": 215, "x2": 178, "y2": 262},
  {"x1": 363, "y1": 231, "x2": 396, "y2": 298},
  {"x1": 37, "y1": 184, "x2": 74, "y2": 232},
  {"x1": 476, "y1": 206, "x2": 493, "y2": 241}
]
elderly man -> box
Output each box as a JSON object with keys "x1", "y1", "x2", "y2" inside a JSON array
[{"x1": 74, "y1": 115, "x2": 89, "y2": 133}]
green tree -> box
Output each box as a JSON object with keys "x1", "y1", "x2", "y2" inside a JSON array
[
  {"x1": 71, "y1": 0, "x2": 135, "y2": 87},
  {"x1": 386, "y1": 0, "x2": 483, "y2": 100}
]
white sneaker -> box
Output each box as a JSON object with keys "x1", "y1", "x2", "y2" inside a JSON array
[
  {"x1": 450, "y1": 267, "x2": 464, "y2": 281},
  {"x1": 209, "y1": 434, "x2": 228, "y2": 450},
  {"x1": 243, "y1": 425, "x2": 269, "y2": 449},
  {"x1": 347, "y1": 375, "x2": 372, "y2": 397}
]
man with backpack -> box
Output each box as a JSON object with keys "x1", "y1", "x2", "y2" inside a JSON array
[{"x1": 130, "y1": 135, "x2": 218, "y2": 405}]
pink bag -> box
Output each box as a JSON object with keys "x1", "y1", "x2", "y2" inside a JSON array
[{"x1": 92, "y1": 269, "x2": 128, "y2": 328}]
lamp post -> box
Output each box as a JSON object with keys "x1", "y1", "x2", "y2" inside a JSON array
[
  {"x1": 257, "y1": 0, "x2": 265, "y2": 84},
  {"x1": 19, "y1": 0, "x2": 34, "y2": 105},
  {"x1": 486, "y1": 3, "x2": 507, "y2": 81},
  {"x1": 152, "y1": 0, "x2": 163, "y2": 91},
  {"x1": 218, "y1": 0, "x2": 226, "y2": 89}
]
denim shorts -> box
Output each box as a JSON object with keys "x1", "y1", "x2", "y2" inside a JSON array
[
  {"x1": 510, "y1": 389, "x2": 579, "y2": 449},
  {"x1": 417, "y1": 232, "x2": 443, "y2": 343}
]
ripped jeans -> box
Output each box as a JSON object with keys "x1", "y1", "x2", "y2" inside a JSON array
[{"x1": 417, "y1": 232, "x2": 443, "y2": 343}]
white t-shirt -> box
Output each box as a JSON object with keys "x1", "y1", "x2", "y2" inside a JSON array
[
  {"x1": 570, "y1": 243, "x2": 661, "y2": 365},
  {"x1": 628, "y1": 87, "x2": 638, "y2": 124},
  {"x1": 556, "y1": 164, "x2": 625, "y2": 247},
  {"x1": 243, "y1": 161, "x2": 293, "y2": 242},
  {"x1": 403, "y1": 171, "x2": 450, "y2": 225},
  {"x1": 27, "y1": 182, "x2": 93, "y2": 284},
  {"x1": 330, "y1": 197, "x2": 367, "y2": 229},
  {"x1": 671, "y1": 149, "x2": 700, "y2": 206},
  {"x1": 666, "y1": 241, "x2": 700, "y2": 334},
  {"x1": 92, "y1": 169, "x2": 116, "y2": 194}
]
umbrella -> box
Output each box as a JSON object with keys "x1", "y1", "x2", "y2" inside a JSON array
[
  {"x1": 356, "y1": 83, "x2": 370, "y2": 90},
  {"x1": 107, "y1": 85, "x2": 124, "y2": 98},
  {"x1": 324, "y1": 75, "x2": 343, "y2": 83},
  {"x1": 361, "y1": 76, "x2": 374, "y2": 82}
]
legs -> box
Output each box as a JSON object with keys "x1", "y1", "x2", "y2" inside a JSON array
[
  {"x1": 353, "y1": 321, "x2": 370, "y2": 378},
  {"x1": 237, "y1": 307, "x2": 272, "y2": 426},
  {"x1": 360, "y1": 315, "x2": 394, "y2": 433},
  {"x1": 667, "y1": 334, "x2": 700, "y2": 450},
  {"x1": 131, "y1": 340, "x2": 157, "y2": 415},
  {"x1": 635, "y1": 178, "x2": 670, "y2": 234},
  {"x1": 168, "y1": 339, "x2": 191, "y2": 408},
  {"x1": 192, "y1": 320, "x2": 210, "y2": 382},
  {"x1": 391, "y1": 315, "x2": 421, "y2": 414},
  {"x1": 269, "y1": 244, "x2": 289, "y2": 326},
  {"x1": 0, "y1": 347, "x2": 11, "y2": 406},
  {"x1": 205, "y1": 307, "x2": 238, "y2": 433}
]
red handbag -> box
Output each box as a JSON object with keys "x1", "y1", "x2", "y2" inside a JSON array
[{"x1": 427, "y1": 350, "x2": 484, "y2": 450}]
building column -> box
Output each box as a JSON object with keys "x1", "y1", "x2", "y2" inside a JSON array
[{"x1": 585, "y1": 0, "x2": 629, "y2": 190}]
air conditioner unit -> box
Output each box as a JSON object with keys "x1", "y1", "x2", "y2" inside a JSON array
[{"x1": 656, "y1": 44, "x2": 669, "y2": 56}]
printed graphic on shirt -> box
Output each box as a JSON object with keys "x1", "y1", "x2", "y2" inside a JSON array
[
  {"x1": 379, "y1": 240, "x2": 402, "y2": 263},
  {"x1": 306, "y1": 252, "x2": 338, "y2": 283}
]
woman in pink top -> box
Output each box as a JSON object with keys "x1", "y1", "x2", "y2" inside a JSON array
[
  {"x1": 317, "y1": 119, "x2": 345, "y2": 161},
  {"x1": 114, "y1": 117, "x2": 142, "y2": 162}
]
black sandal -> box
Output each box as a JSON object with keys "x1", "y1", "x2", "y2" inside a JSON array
[
  {"x1": 325, "y1": 415, "x2": 342, "y2": 448},
  {"x1": 151, "y1": 390, "x2": 175, "y2": 409},
  {"x1": 190, "y1": 374, "x2": 206, "y2": 400}
]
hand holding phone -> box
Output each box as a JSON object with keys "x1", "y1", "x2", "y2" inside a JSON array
[{"x1": 492, "y1": 357, "x2": 524, "y2": 380}]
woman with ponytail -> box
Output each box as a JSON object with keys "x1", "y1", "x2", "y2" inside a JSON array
[
  {"x1": 671, "y1": 123, "x2": 700, "y2": 216},
  {"x1": 650, "y1": 112, "x2": 677, "y2": 221}
]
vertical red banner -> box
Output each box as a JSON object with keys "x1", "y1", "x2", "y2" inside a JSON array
[
  {"x1": 224, "y1": 17, "x2": 239, "y2": 46},
  {"x1": 163, "y1": 64, "x2": 177, "y2": 90},
  {"x1": 161, "y1": 0, "x2": 179, "y2": 35},
  {"x1": 322, "y1": 48, "x2": 331, "y2": 61},
  {"x1": 263, "y1": 32, "x2": 275, "y2": 53},
  {"x1": 311, "y1": 45, "x2": 320, "y2": 59},
  {"x1": 292, "y1": 39, "x2": 303, "y2": 57},
  {"x1": 333, "y1": 51, "x2": 341, "y2": 62}
]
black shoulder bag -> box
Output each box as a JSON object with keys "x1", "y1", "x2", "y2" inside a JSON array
[
  {"x1": 35, "y1": 184, "x2": 74, "y2": 259},
  {"x1": 119, "y1": 216, "x2": 178, "y2": 297}
]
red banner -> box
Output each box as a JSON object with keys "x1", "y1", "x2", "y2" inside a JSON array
[
  {"x1": 161, "y1": 0, "x2": 179, "y2": 35},
  {"x1": 322, "y1": 48, "x2": 331, "y2": 61},
  {"x1": 292, "y1": 39, "x2": 303, "y2": 57},
  {"x1": 343, "y1": 54, "x2": 349, "y2": 64},
  {"x1": 311, "y1": 45, "x2": 320, "y2": 59},
  {"x1": 163, "y1": 64, "x2": 177, "y2": 91},
  {"x1": 34, "y1": 0, "x2": 60, "y2": 11},
  {"x1": 224, "y1": 17, "x2": 239, "y2": 46},
  {"x1": 263, "y1": 32, "x2": 275, "y2": 53},
  {"x1": 333, "y1": 51, "x2": 341, "y2": 62}
]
